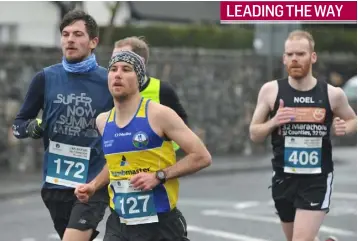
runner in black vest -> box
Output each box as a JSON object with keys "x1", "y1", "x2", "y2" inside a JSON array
[{"x1": 249, "y1": 30, "x2": 356, "y2": 241}]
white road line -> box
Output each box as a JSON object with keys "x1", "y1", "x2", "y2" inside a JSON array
[
  {"x1": 49, "y1": 227, "x2": 270, "y2": 241},
  {"x1": 187, "y1": 225, "x2": 271, "y2": 241},
  {"x1": 179, "y1": 198, "x2": 261, "y2": 209},
  {"x1": 202, "y1": 210, "x2": 357, "y2": 237},
  {"x1": 319, "y1": 226, "x2": 357, "y2": 237},
  {"x1": 179, "y1": 198, "x2": 238, "y2": 207},
  {"x1": 48, "y1": 234, "x2": 60, "y2": 240},
  {"x1": 329, "y1": 207, "x2": 356, "y2": 216},
  {"x1": 332, "y1": 192, "x2": 357, "y2": 200},
  {"x1": 20, "y1": 238, "x2": 36, "y2": 241},
  {"x1": 334, "y1": 177, "x2": 357, "y2": 185},
  {"x1": 234, "y1": 201, "x2": 260, "y2": 209},
  {"x1": 180, "y1": 193, "x2": 356, "y2": 210}
]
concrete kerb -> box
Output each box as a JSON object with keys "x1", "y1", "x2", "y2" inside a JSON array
[{"x1": 0, "y1": 184, "x2": 40, "y2": 200}]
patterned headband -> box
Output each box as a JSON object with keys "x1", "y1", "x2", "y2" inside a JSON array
[{"x1": 108, "y1": 50, "x2": 146, "y2": 87}]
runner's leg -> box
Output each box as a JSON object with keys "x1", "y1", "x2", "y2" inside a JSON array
[{"x1": 63, "y1": 187, "x2": 108, "y2": 241}]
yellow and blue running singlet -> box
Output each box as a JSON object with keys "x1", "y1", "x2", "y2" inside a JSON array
[{"x1": 102, "y1": 97, "x2": 178, "y2": 225}]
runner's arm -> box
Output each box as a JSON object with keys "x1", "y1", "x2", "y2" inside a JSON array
[
  {"x1": 159, "y1": 106, "x2": 212, "y2": 179},
  {"x1": 249, "y1": 82, "x2": 276, "y2": 143},
  {"x1": 90, "y1": 163, "x2": 110, "y2": 190},
  {"x1": 89, "y1": 112, "x2": 111, "y2": 190},
  {"x1": 96, "y1": 111, "x2": 110, "y2": 136},
  {"x1": 12, "y1": 71, "x2": 45, "y2": 139},
  {"x1": 331, "y1": 86, "x2": 357, "y2": 134},
  {"x1": 159, "y1": 81, "x2": 189, "y2": 125}
]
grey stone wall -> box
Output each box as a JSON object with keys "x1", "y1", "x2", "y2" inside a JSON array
[{"x1": 0, "y1": 45, "x2": 356, "y2": 171}]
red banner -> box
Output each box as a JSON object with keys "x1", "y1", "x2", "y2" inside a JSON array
[{"x1": 220, "y1": 1, "x2": 357, "y2": 23}]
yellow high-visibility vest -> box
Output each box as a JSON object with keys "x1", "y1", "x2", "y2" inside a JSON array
[{"x1": 141, "y1": 77, "x2": 180, "y2": 151}]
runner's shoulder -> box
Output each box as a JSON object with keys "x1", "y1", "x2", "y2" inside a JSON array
[
  {"x1": 148, "y1": 100, "x2": 174, "y2": 115},
  {"x1": 97, "y1": 111, "x2": 111, "y2": 122},
  {"x1": 147, "y1": 100, "x2": 178, "y2": 126},
  {"x1": 327, "y1": 83, "x2": 347, "y2": 109},
  {"x1": 327, "y1": 82, "x2": 344, "y2": 96},
  {"x1": 259, "y1": 80, "x2": 278, "y2": 96},
  {"x1": 96, "y1": 111, "x2": 111, "y2": 133}
]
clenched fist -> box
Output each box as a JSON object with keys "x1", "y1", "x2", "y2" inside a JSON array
[
  {"x1": 74, "y1": 183, "x2": 96, "y2": 203},
  {"x1": 333, "y1": 117, "x2": 346, "y2": 136}
]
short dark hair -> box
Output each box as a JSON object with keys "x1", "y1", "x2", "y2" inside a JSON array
[{"x1": 59, "y1": 10, "x2": 99, "y2": 39}]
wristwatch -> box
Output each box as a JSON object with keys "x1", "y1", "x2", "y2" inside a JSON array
[{"x1": 155, "y1": 170, "x2": 167, "y2": 184}]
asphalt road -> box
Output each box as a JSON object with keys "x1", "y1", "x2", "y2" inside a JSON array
[{"x1": 0, "y1": 153, "x2": 356, "y2": 241}]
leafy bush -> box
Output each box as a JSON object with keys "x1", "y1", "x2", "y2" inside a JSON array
[{"x1": 100, "y1": 24, "x2": 356, "y2": 53}]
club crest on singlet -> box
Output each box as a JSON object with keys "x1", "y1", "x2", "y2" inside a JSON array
[{"x1": 132, "y1": 131, "x2": 149, "y2": 149}]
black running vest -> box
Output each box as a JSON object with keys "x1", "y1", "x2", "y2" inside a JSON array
[{"x1": 270, "y1": 78, "x2": 334, "y2": 175}]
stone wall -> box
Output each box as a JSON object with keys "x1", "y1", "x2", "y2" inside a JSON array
[{"x1": 0, "y1": 45, "x2": 356, "y2": 171}]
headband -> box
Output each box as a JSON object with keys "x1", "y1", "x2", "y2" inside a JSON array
[{"x1": 108, "y1": 51, "x2": 146, "y2": 87}]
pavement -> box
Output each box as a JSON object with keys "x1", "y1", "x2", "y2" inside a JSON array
[
  {"x1": 0, "y1": 146, "x2": 355, "y2": 200},
  {"x1": 0, "y1": 146, "x2": 356, "y2": 241}
]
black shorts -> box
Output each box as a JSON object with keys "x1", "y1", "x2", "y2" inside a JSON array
[
  {"x1": 41, "y1": 187, "x2": 109, "y2": 240},
  {"x1": 271, "y1": 171, "x2": 334, "y2": 223},
  {"x1": 103, "y1": 207, "x2": 190, "y2": 241}
]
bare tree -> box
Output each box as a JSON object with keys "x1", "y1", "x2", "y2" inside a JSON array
[
  {"x1": 52, "y1": 1, "x2": 84, "y2": 18},
  {"x1": 103, "y1": 1, "x2": 121, "y2": 46},
  {"x1": 73, "y1": 1, "x2": 84, "y2": 10}
]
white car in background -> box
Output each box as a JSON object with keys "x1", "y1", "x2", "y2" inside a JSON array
[
  {"x1": 342, "y1": 75, "x2": 357, "y2": 102},
  {"x1": 334, "y1": 75, "x2": 357, "y2": 147}
]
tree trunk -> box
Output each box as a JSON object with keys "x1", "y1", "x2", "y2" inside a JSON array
[{"x1": 103, "y1": 1, "x2": 121, "y2": 47}]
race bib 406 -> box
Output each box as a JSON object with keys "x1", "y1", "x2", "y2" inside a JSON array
[{"x1": 284, "y1": 136, "x2": 322, "y2": 174}]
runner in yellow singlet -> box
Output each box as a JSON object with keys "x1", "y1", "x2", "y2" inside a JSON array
[{"x1": 74, "y1": 50, "x2": 212, "y2": 241}]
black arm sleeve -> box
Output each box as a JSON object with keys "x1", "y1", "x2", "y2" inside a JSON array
[
  {"x1": 159, "y1": 81, "x2": 189, "y2": 125},
  {"x1": 12, "y1": 71, "x2": 45, "y2": 139}
]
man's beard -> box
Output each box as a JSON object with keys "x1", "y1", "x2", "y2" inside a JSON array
[
  {"x1": 67, "y1": 54, "x2": 89, "y2": 63},
  {"x1": 287, "y1": 62, "x2": 310, "y2": 80},
  {"x1": 112, "y1": 86, "x2": 139, "y2": 103},
  {"x1": 63, "y1": 49, "x2": 90, "y2": 63},
  {"x1": 114, "y1": 94, "x2": 129, "y2": 103}
]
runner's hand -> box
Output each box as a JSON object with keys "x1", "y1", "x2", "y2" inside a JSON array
[
  {"x1": 272, "y1": 99, "x2": 296, "y2": 127},
  {"x1": 130, "y1": 173, "x2": 160, "y2": 191},
  {"x1": 75, "y1": 183, "x2": 95, "y2": 203},
  {"x1": 333, "y1": 117, "x2": 346, "y2": 136},
  {"x1": 26, "y1": 118, "x2": 44, "y2": 139}
]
